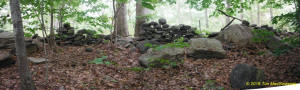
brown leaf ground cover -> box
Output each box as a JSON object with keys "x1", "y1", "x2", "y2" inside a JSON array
[{"x1": 1, "y1": 43, "x2": 300, "y2": 90}]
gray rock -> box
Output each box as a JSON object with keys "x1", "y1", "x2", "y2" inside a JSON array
[
  {"x1": 0, "y1": 31, "x2": 15, "y2": 49},
  {"x1": 139, "y1": 47, "x2": 185, "y2": 67},
  {"x1": 0, "y1": 31, "x2": 14, "y2": 39},
  {"x1": 230, "y1": 64, "x2": 265, "y2": 89},
  {"x1": 116, "y1": 37, "x2": 133, "y2": 48},
  {"x1": 162, "y1": 24, "x2": 169, "y2": 28},
  {"x1": 0, "y1": 51, "x2": 14, "y2": 68},
  {"x1": 242, "y1": 20, "x2": 250, "y2": 26},
  {"x1": 187, "y1": 38, "x2": 226, "y2": 59},
  {"x1": 136, "y1": 40, "x2": 160, "y2": 54},
  {"x1": 216, "y1": 24, "x2": 254, "y2": 46},
  {"x1": 139, "y1": 38, "x2": 226, "y2": 67},
  {"x1": 158, "y1": 18, "x2": 167, "y2": 25},
  {"x1": 28, "y1": 57, "x2": 46, "y2": 64},
  {"x1": 85, "y1": 48, "x2": 93, "y2": 52},
  {"x1": 265, "y1": 35, "x2": 291, "y2": 52}
]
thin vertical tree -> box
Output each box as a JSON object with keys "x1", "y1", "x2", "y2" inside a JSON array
[
  {"x1": 49, "y1": 3, "x2": 56, "y2": 50},
  {"x1": 9, "y1": 0, "x2": 36, "y2": 89},
  {"x1": 225, "y1": 0, "x2": 231, "y2": 24},
  {"x1": 205, "y1": 8, "x2": 209, "y2": 29},
  {"x1": 257, "y1": 3, "x2": 261, "y2": 26}
]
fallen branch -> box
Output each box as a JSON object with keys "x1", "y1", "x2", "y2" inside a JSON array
[
  {"x1": 217, "y1": 9, "x2": 243, "y2": 22},
  {"x1": 218, "y1": 9, "x2": 248, "y2": 31},
  {"x1": 221, "y1": 18, "x2": 235, "y2": 31}
]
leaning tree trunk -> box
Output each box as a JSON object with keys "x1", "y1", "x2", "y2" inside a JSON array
[
  {"x1": 134, "y1": 0, "x2": 151, "y2": 37},
  {"x1": 9, "y1": 0, "x2": 36, "y2": 89},
  {"x1": 114, "y1": 2, "x2": 129, "y2": 37}
]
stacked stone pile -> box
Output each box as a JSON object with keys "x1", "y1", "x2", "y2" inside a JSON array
[
  {"x1": 55, "y1": 23, "x2": 106, "y2": 46},
  {"x1": 137, "y1": 18, "x2": 200, "y2": 43}
]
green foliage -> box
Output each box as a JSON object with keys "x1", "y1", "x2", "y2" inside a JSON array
[
  {"x1": 272, "y1": 36, "x2": 299, "y2": 56},
  {"x1": 272, "y1": 12, "x2": 298, "y2": 32},
  {"x1": 195, "y1": 29, "x2": 211, "y2": 38},
  {"x1": 282, "y1": 36, "x2": 300, "y2": 47},
  {"x1": 141, "y1": 0, "x2": 159, "y2": 10},
  {"x1": 125, "y1": 67, "x2": 150, "y2": 72},
  {"x1": 89, "y1": 56, "x2": 112, "y2": 65},
  {"x1": 251, "y1": 29, "x2": 275, "y2": 43},
  {"x1": 202, "y1": 80, "x2": 225, "y2": 90},
  {"x1": 145, "y1": 37, "x2": 190, "y2": 51}
]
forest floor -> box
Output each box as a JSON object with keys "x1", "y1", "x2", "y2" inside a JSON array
[{"x1": 1, "y1": 43, "x2": 300, "y2": 90}]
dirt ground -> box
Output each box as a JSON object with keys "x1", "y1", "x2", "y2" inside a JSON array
[{"x1": 1, "y1": 43, "x2": 300, "y2": 90}]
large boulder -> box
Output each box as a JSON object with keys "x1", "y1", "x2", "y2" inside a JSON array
[
  {"x1": 139, "y1": 38, "x2": 226, "y2": 67},
  {"x1": 0, "y1": 31, "x2": 15, "y2": 49},
  {"x1": 138, "y1": 47, "x2": 185, "y2": 67},
  {"x1": 187, "y1": 38, "x2": 226, "y2": 59},
  {"x1": 230, "y1": 64, "x2": 265, "y2": 89},
  {"x1": 216, "y1": 24, "x2": 254, "y2": 46}
]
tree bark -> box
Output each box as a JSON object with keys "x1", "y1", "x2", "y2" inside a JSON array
[
  {"x1": 9, "y1": 0, "x2": 36, "y2": 89},
  {"x1": 205, "y1": 8, "x2": 209, "y2": 29},
  {"x1": 257, "y1": 3, "x2": 261, "y2": 26},
  {"x1": 225, "y1": 0, "x2": 231, "y2": 24},
  {"x1": 113, "y1": 2, "x2": 129, "y2": 37},
  {"x1": 134, "y1": 0, "x2": 151, "y2": 37},
  {"x1": 298, "y1": 0, "x2": 300, "y2": 43},
  {"x1": 269, "y1": 8, "x2": 273, "y2": 19},
  {"x1": 49, "y1": 5, "x2": 56, "y2": 49}
]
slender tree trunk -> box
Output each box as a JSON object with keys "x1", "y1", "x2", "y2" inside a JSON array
[
  {"x1": 297, "y1": 0, "x2": 300, "y2": 43},
  {"x1": 199, "y1": 20, "x2": 201, "y2": 31},
  {"x1": 250, "y1": 6, "x2": 254, "y2": 24},
  {"x1": 114, "y1": 2, "x2": 129, "y2": 37},
  {"x1": 240, "y1": 0, "x2": 244, "y2": 20},
  {"x1": 269, "y1": 8, "x2": 273, "y2": 19},
  {"x1": 49, "y1": 6, "x2": 56, "y2": 49},
  {"x1": 135, "y1": 0, "x2": 151, "y2": 37},
  {"x1": 205, "y1": 8, "x2": 209, "y2": 29},
  {"x1": 58, "y1": 5, "x2": 65, "y2": 30},
  {"x1": 257, "y1": 3, "x2": 261, "y2": 26},
  {"x1": 225, "y1": 0, "x2": 231, "y2": 24},
  {"x1": 9, "y1": 0, "x2": 36, "y2": 89}
]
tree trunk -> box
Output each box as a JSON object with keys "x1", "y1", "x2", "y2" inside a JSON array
[
  {"x1": 134, "y1": 0, "x2": 151, "y2": 37},
  {"x1": 205, "y1": 8, "x2": 209, "y2": 29},
  {"x1": 58, "y1": 5, "x2": 65, "y2": 31},
  {"x1": 113, "y1": 2, "x2": 129, "y2": 37},
  {"x1": 9, "y1": 0, "x2": 36, "y2": 89},
  {"x1": 298, "y1": 0, "x2": 300, "y2": 43},
  {"x1": 199, "y1": 20, "x2": 201, "y2": 31},
  {"x1": 257, "y1": 3, "x2": 261, "y2": 26},
  {"x1": 269, "y1": 8, "x2": 273, "y2": 19},
  {"x1": 49, "y1": 6, "x2": 56, "y2": 49},
  {"x1": 225, "y1": 0, "x2": 231, "y2": 24}
]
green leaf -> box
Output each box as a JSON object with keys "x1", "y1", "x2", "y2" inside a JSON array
[{"x1": 142, "y1": 2, "x2": 155, "y2": 10}]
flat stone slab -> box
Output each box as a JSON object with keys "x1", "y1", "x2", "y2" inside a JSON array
[{"x1": 28, "y1": 57, "x2": 46, "y2": 64}]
